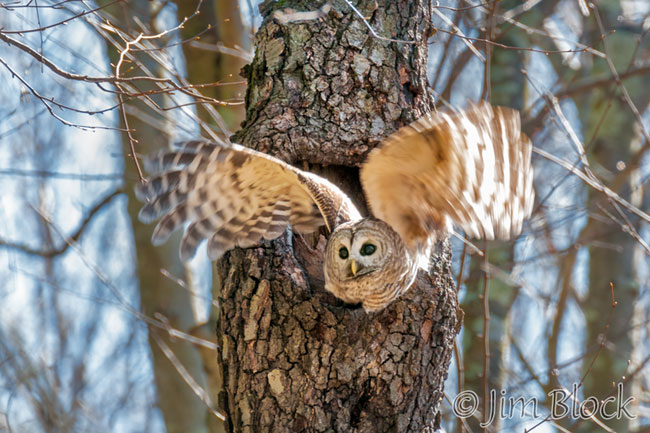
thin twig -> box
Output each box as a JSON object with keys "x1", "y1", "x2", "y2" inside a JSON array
[
  {"x1": 27, "y1": 206, "x2": 219, "y2": 351},
  {"x1": 481, "y1": 242, "x2": 489, "y2": 432},
  {"x1": 152, "y1": 332, "x2": 226, "y2": 421},
  {"x1": 433, "y1": 26, "x2": 610, "y2": 56},
  {"x1": 0, "y1": 56, "x2": 127, "y2": 131},
  {"x1": 0, "y1": 32, "x2": 172, "y2": 84},
  {"x1": 528, "y1": 283, "x2": 618, "y2": 432},
  {"x1": 533, "y1": 147, "x2": 650, "y2": 224},
  {"x1": 433, "y1": 8, "x2": 485, "y2": 62},
  {"x1": 0, "y1": 189, "x2": 123, "y2": 257},
  {"x1": 342, "y1": 0, "x2": 417, "y2": 45},
  {"x1": 0, "y1": 0, "x2": 120, "y2": 34}
]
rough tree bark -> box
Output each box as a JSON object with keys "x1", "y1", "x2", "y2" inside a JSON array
[{"x1": 214, "y1": 1, "x2": 460, "y2": 432}]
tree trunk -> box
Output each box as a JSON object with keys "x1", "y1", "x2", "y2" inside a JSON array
[
  {"x1": 100, "y1": 2, "x2": 215, "y2": 432},
  {"x1": 174, "y1": 0, "x2": 250, "y2": 129},
  {"x1": 578, "y1": 5, "x2": 649, "y2": 431},
  {"x1": 215, "y1": 1, "x2": 459, "y2": 431}
]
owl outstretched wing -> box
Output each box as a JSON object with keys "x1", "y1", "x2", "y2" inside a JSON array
[
  {"x1": 360, "y1": 103, "x2": 534, "y2": 250},
  {"x1": 135, "y1": 141, "x2": 360, "y2": 261}
]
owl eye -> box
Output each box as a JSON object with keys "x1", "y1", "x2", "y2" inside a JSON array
[
  {"x1": 360, "y1": 243, "x2": 376, "y2": 256},
  {"x1": 338, "y1": 247, "x2": 349, "y2": 259}
]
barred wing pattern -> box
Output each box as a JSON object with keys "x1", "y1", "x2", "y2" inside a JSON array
[
  {"x1": 135, "y1": 141, "x2": 360, "y2": 261},
  {"x1": 360, "y1": 103, "x2": 534, "y2": 250}
]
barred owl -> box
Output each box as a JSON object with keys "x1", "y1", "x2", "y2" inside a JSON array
[{"x1": 135, "y1": 103, "x2": 534, "y2": 312}]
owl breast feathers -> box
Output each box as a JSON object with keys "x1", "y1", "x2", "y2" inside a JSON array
[{"x1": 136, "y1": 102, "x2": 534, "y2": 312}]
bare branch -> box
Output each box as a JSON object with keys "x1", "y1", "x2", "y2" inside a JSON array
[
  {"x1": 0, "y1": 1, "x2": 119, "y2": 34},
  {"x1": 533, "y1": 147, "x2": 650, "y2": 224},
  {"x1": 0, "y1": 31, "x2": 173, "y2": 84},
  {"x1": 0, "y1": 169, "x2": 123, "y2": 181},
  {"x1": 0, "y1": 189, "x2": 123, "y2": 257},
  {"x1": 342, "y1": 0, "x2": 418, "y2": 45},
  {"x1": 151, "y1": 332, "x2": 226, "y2": 421}
]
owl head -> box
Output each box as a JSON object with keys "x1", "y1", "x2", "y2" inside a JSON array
[{"x1": 323, "y1": 218, "x2": 416, "y2": 312}]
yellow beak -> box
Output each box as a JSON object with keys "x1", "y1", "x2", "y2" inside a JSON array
[{"x1": 350, "y1": 259, "x2": 358, "y2": 277}]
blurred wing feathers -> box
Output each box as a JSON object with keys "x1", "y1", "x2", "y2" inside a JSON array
[
  {"x1": 360, "y1": 103, "x2": 534, "y2": 249},
  {"x1": 136, "y1": 141, "x2": 359, "y2": 261}
]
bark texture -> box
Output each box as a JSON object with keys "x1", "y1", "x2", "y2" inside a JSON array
[
  {"x1": 232, "y1": 0, "x2": 435, "y2": 166},
  {"x1": 216, "y1": 1, "x2": 459, "y2": 431},
  {"x1": 217, "y1": 238, "x2": 458, "y2": 432}
]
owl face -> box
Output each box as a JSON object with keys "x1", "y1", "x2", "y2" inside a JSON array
[
  {"x1": 327, "y1": 220, "x2": 391, "y2": 281},
  {"x1": 323, "y1": 219, "x2": 417, "y2": 311}
]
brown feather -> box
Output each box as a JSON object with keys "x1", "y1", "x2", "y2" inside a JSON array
[
  {"x1": 360, "y1": 102, "x2": 534, "y2": 250},
  {"x1": 135, "y1": 141, "x2": 360, "y2": 261}
]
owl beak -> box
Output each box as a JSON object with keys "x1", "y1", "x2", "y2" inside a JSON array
[{"x1": 350, "y1": 259, "x2": 359, "y2": 277}]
